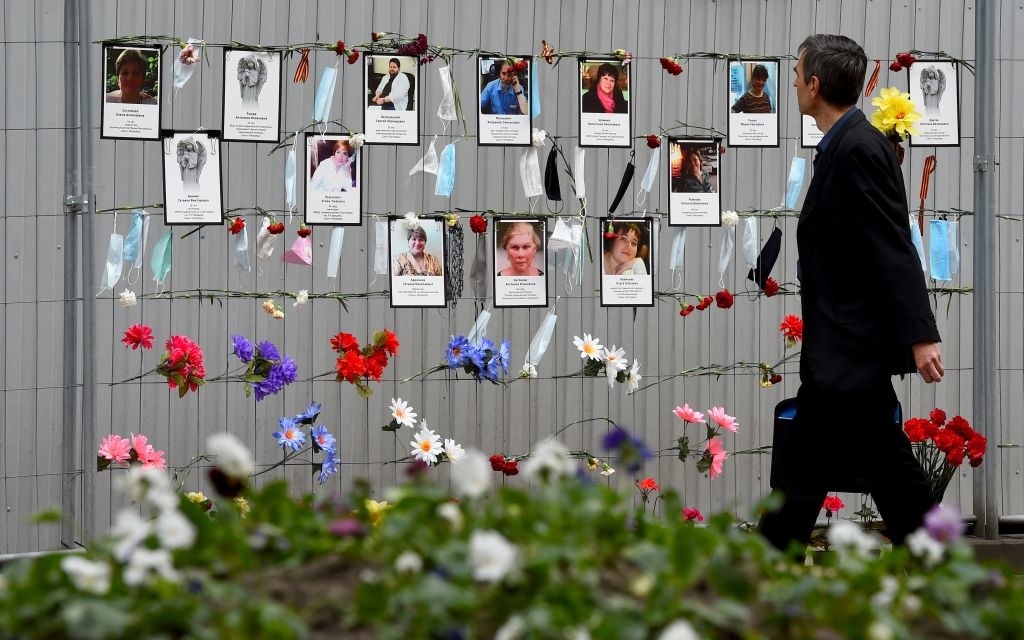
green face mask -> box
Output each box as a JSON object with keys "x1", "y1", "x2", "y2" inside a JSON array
[{"x1": 151, "y1": 230, "x2": 173, "y2": 290}]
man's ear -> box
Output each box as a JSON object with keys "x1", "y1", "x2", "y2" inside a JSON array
[{"x1": 808, "y1": 75, "x2": 821, "y2": 97}]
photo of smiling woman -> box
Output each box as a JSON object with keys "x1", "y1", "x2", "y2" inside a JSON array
[
  {"x1": 726, "y1": 59, "x2": 780, "y2": 147},
  {"x1": 101, "y1": 44, "x2": 161, "y2": 140},
  {"x1": 600, "y1": 218, "x2": 654, "y2": 307},
  {"x1": 494, "y1": 219, "x2": 548, "y2": 308},
  {"x1": 389, "y1": 217, "x2": 446, "y2": 308}
]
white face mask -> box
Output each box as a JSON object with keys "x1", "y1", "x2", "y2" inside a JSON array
[
  {"x1": 741, "y1": 217, "x2": 759, "y2": 270},
  {"x1": 519, "y1": 147, "x2": 543, "y2": 199},
  {"x1": 98, "y1": 231, "x2": 124, "y2": 295},
  {"x1": 233, "y1": 225, "x2": 251, "y2": 273},
  {"x1": 436, "y1": 66, "x2": 457, "y2": 122}
]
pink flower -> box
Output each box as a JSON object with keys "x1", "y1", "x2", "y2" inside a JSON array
[
  {"x1": 707, "y1": 406, "x2": 738, "y2": 432},
  {"x1": 98, "y1": 434, "x2": 131, "y2": 466},
  {"x1": 672, "y1": 404, "x2": 705, "y2": 424},
  {"x1": 822, "y1": 495, "x2": 845, "y2": 514},
  {"x1": 706, "y1": 437, "x2": 728, "y2": 478},
  {"x1": 682, "y1": 507, "x2": 704, "y2": 523},
  {"x1": 137, "y1": 447, "x2": 166, "y2": 470}
]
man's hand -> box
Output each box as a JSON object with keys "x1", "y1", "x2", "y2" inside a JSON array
[{"x1": 912, "y1": 341, "x2": 943, "y2": 383}]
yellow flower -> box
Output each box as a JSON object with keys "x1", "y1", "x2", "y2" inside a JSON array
[
  {"x1": 233, "y1": 496, "x2": 250, "y2": 517},
  {"x1": 870, "y1": 87, "x2": 921, "y2": 141},
  {"x1": 364, "y1": 499, "x2": 392, "y2": 526},
  {"x1": 184, "y1": 491, "x2": 208, "y2": 504}
]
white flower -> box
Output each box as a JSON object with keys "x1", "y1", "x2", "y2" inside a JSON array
[
  {"x1": 519, "y1": 362, "x2": 538, "y2": 379},
  {"x1": 116, "y1": 466, "x2": 175, "y2": 512},
  {"x1": 117, "y1": 289, "x2": 137, "y2": 307},
  {"x1": 349, "y1": 133, "x2": 366, "y2": 150},
  {"x1": 658, "y1": 619, "x2": 701, "y2": 640},
  {"x1": 436, "y1": 502, "x2": 464, "y2": 530},
  {"x1": 293, "y1": 289, "x2": 309, "y2": 307},
  {"x1": 625, "y1": 358, "x2": 641, "y2": 394},
  {"x1": 403, "y1": 212, "x2": 421, "y2": 229},
  {"x1": 867, "y1": 620, "x2": 894, "y2": 640},
  {"x1": 410, "y1": 427, "x2": 444, "y2": 465},
  {"x1": 600, "y1": 463, "x2": 616, "y2": 476},
  {"x1": 395, "y1": 551, "x2": 423, "y2": 574},
  {"x1": 906, "y1": 529, "x2": 944, "y2": 567},
  {"x1": 721, "y1": 210, "x2": 739, "y2": 228},
  {"x1": 531, "y1": 128, "x2": 547, "y2": 147},
  {"x1": 522, "y1": 438, "x2": 575, "y2": 483},
  {"x1": 827, "y1": 520, "x2": 879, "y2": 559},
  {"x1": 155, "y1": 509, "x2": 196, "y2": 550},
  {"x1": 871, "y1": 575, "x2": 899, "y2": 608},
  {"x1": 469, "y1": 530, "x2": 518, "y2": 583},
  {"x1": 444, "y1": 438, "x2": 466, "y2": 463},
  {"x1": 123, "y1": 548, "x2": 178, "y2": 586},
  {"x1": 207, "y1": 432, "x2": 255, "y2": 480},
  {"x1": 603, "y1": 345, "x2": 627, "y2": 387},
  {"x1": 494, "y1": 615, "x2": 525, "y2": 640},
  {"x1": 450, "y1": 449, "x2": 492, "y2": 499},
  {"x1": 110, "y1": 509, "x2": 151, "y2": 562},
  {"x1": 572, "y1": 333, "x2": 604, "y2": 361},
  {"x1": 390, "y1": 398, "x2": 418, "y2": 428},
  {"x1": 61, "y1": 556, "x2": 111, "y2": 595}
]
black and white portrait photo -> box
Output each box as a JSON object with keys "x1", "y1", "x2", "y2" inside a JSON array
[
  {"x1": 364, "y1": 54, "x2": 419, "y2": 145},
  {"x1": 493, "y1": 218, "x2": 548, "y2": 308},
  {"x1": 101, "y1": 44, "x2": 161, "y2": 140},
  {"x1": 727, "y1": 59, "x2": 780, "y2": 147},
  {"x1": 478, "y1": 56, "x2": 533, "y2": 146},
  {"x1": 578, "y1": 58, "x2": 632, "y2": 148},
  {"x1": 162, "y1": 131, "x2": 223, "y2": 225},
  {"x1": 600, "y1": 217, "x2": 654, "y2": 307},
  {"x1": 908, "y1": 60, "x2": 960, "y2": 147},
  {"x1": 222, "y1": 49, "x2": 282, "y2": 142},
  {"x1": 304, "y1": 133, "x2": 361, "y2": 225},
  {"x1": 668, "y1": 138, "x2": 721, "y2": 226},
  {"x1": 389, "y1": 216, "x2": 447, "y2": 308}
]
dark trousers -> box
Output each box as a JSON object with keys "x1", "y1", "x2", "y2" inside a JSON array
[{"x1": 758, "y1": 380, "x2": 936, "y2": 553}]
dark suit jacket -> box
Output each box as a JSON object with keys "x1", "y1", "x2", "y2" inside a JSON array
[{"x1": 797, "y1": 109, "x2": 940, "y2": 393}]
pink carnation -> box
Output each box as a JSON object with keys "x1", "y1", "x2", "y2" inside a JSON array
[
  {"x1": 672, "y1": 403, "x2": 705, "y2": 424},
  {"x1": 706, "y1": 437, "x2": 728, "y2": 478},
  {"x1": 682, "y1": 507, "x2": 704, "y2": 523},
  {"x1": 707, "y1": 406, "x2": 739, "y2": 432},
  {"x1": 98, "y1": 434, "x2": 131, "y2": 466}
]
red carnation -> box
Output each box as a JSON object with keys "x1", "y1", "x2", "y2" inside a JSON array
[
  {"x1": 489, "y1": 454, "x2": 505, "y2": 471},
  {"x1": 502, "y1": 459, "x2": 519, "y2": 476},
  {"x1": 297, "y1": 226, "x2": 312, "y2": 238},
  {"x1": 659, "y1": 57, "x2": 683, "y2": 76},
  {"x1": 268, "y1": 221, "x2": 285, "y2": 234},
  {"x1": 329, "y1": 332, "x2": 361, "y2": 353},
  {"x1": 335, "y1": 350, "x2": 367, "y2": 384},
  {"x1": 895, "y1": 51, "x2": 916, "y2": 68},
  {"x1": 229, "y1": 216, "x2": 245, "y2": 235},
  {"x1": 763, "y1": 277, "x2": 779, "y2": 297},
  {"x1": 715, "y1": 289, "x2": 734, "y2": 309},
  {"x1": 888, "y1": 61, "x2": 903, "y2": 72},
  {"x1": 376, "y1": 328, "x2": 399, "y2": 356},
  {"x1": 695, "y1": 296, "x2": 713, "y2": 311},
  {"x1": 682, "y1": 507, "x2": 704, "y2": 522},
  {"x1": 679, "y1": 304, "x2": 695, "y2": 317},
  {"x1": 335, "y1": 40, "x2": 346, "y2": 56},
  {"x1": 371, "y1": 32, "x2": 383, "y2": 43},
  {"x1": 122, "y1": 324, "x2": 155, "y2": 350},
  {"x1": 967, "y1": 433, "x2": 987, "y2": 465},
  {"x1": 945, "y1": 446, "x2": 965, "y2": 466},
  {"x1": 347, "y1": 50, "x2": 360, "y2": 65},
  {"x1": 603, "y1": 232, "x2": 618, "y2": 241},
  {"x1": 637, "y1": 476, "x2": 659, "y2": 492},
  {"x1": 946, "y1": 415, "x2": 974, "y2": 439},
  {"x1": 513, "y1": 59, "x2": 528, "y2": 72},
  {"x1": 646, "y1": 135, "x2": 661, "y2": 149},
  {"x1": 780, "y1": 315, "x2": 803, "y2": 346},
  {"x1": 770, "y1": 374, "x2": 782, "y2": 385},
  {"x1": 933, "y1": 429, "x2": 964, "y2": 454},
  {"x1": 469, "y1": 214, "x2": 488, "y2": 234},
  {"x1": 822, "y1": 495, "x2": 845, "y2": 514},
  {"x1": 929, "y1": 408, "x2": 947, "y2": 426},
  {"x1": 904, "y1": 417, "x2": 931, "y2": 443}
]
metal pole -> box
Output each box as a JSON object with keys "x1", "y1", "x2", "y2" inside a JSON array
[
  {"x1": 973, "y1": 0, "x2": 999, "y2": 539},
  {"x1": 78, "y1": 0, "x2": 98, "y2": 544},
  {"x1": 61, "y1": 0, "x2": 81, "y2": 550}
]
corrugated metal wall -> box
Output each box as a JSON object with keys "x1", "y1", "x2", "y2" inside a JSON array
[{"x1": 3, "y1": 0, "x2": 1021, "y2": 553}]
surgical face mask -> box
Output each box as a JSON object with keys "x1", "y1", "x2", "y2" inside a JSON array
[
  {"x1": 435, "y1": 142, "x2": 456, "y2": 197},
  {"x1": 437, "y1": 66, "x2": 457, "y2": 121},
  {"x1": 410, "y1": 137, "x2": 439, "y2": 177},
  {"x1": 122, "y1": 210, "x2": 145, "y2": 264},
  {"x1": 284, "y1": 147, "x2": 297, "y2": 211},
  {"x1": 784, "y1": 156, "x2": 806, "y2": 209},
  {"x1": 519, "y1": 147, "x2": 543, "y2": 199},
  {"x1": 151, "y1": 230, "x2": 173, "y2": 288},
  {"x1": 313, "y1": 66, "x2": 338, "y2": 122},
  {"x1": 233, "y1": 225, "x2": 251, "y2": 273},
  {"x1": 98, "y1": 231, "x2": 124, "y2": 295}
]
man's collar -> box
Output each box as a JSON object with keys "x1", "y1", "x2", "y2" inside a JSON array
[{"x1": 815, "y1": 107, "x2": 859, "y2": 157}]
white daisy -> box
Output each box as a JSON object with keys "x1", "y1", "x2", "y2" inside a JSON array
[
  {"x1": 444, "y1": 438, "x2": 466, "y2": 463},
  {"x1": 603, "y1": 346, "x2": 627, "y2": 387},
  {"x1": 389, "y1": 397, "x2": 418, "y2": 428},
  {"x1": 572, "y1": 333, "x2": 604, "y2": 361},
  {"x1": 625, "y1": 358, "x2": 642, "y2": 394},
  {"x1": 410, "y1": 427, "x2": 444, "y2": 465}
]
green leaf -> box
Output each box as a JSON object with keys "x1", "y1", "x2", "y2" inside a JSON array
[{"x1": 382, "y1": 419, "x2": 401, "y2": 432}]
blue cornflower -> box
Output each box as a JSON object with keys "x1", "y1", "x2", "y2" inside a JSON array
[
  {"x1": 272, "y1": 417, "x2": 306, "y2": 452},
  {"x1": 232, "y1": 335, "x2": 255, "y2": 363},
  {"x1": 318, "y1": 449, "x2": 341, "y2": 485},
  {"x1": 256, "y1": 340, "x2": 280, "y2": 362},
  {"x1": 499, "y1": 339, "x2": 511, "y2": 375},
  {"x1": 310, "y1": 425, "x2": 337, "y2": 454},
  {"x1": 445, "y1": 335, "x2": 472, "y2": 368},
  {"x1": 294, "y1": 400, "x2": 322, "y2": 424}
]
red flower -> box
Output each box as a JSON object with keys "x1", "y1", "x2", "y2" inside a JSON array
[
  {"x1": 679, "y1": 304, "x2": 695, "y2": 317},
  {"x1": 297, "y1": 226, "x2": 312, "y2": 238},
  {"x1": 682, "y1": 507, "x2": 704, "y2": 522},
  {"x1": 714, "y1": 289, "x2": 733, "y2": 309},
  {"x1": 780, "y1": 315, "x2": 803, "y2": 346},
  {"x1": 371, "y1": 32, "x2": 383, "y2": 43},
  {"x1": 695, "y1": 296, "x2": 713, "y2": 311},
  {"x1": 489, "y1": 454, "x2": 506, "y2": 471},
  {"x1": 946, "y1": 447, "x2": 966, "y2": 466},
  {"x1": 822, "y1": 495, "x2": 845, "y2": 514},
  {"x1": 763, "y1": 277, "x2": 779, "y2": 297},
  {"x1": 335, "y1": 40, "x2": 346, "y2": 56},
  {"x1": 904, "y1": 417, "x2": 931, "y2": 443},
  {"x1": 335, "y1": 350, "x2": 367, "y2": 384},
  {"x1": 929, "y1": 408, "x2": 947, "y2": 427},
  {"x1": 268, "y1": 222, "x2": 285, "y2": 234},
  {"x1": 946, "y1": 415, "x2": 974, "y2": 439},
  {"x1": 967, "y1": 433, "x2": 987, "y2": 461},
  {"x1": 156, "y1": 334, "x2": 205, "y2": 394},
  {"x1": 895, "y1": 51, "x2": 916, "y2": 68},
  {"x1": 469, "y1": 214, "x2": 488, "y2": 234},
  {"x1": 377, "y1": 328, "x2": 399, "y2": 356},
  {"x1": 347, "y1": 50, "x2": 360, "y2": 65},
  {"x1": 637, "y1": 477, "x2": 659, "y2": 492},
  {"x1": 330, "y1": 332, "x2": 361, "y2": 353},
  {"x1": 659, "y1": 57, "x2": 683, "y2": 75},
  {"x1": 502, "y1": 459, "x2": 519, "y2": 476},
  {"x1": 933, "y1": 429, "x2": 965, "y2": 454},
  {"x1": 888, "y1": 61, "x2": 903, "y2": 72},
  {"x1": 770, "y1": 374, "x2": 782, "y2": 385},
  {"x1": 363, "y1": 351, "x2": 386, "y2": 382},
  {"x1": 228, "y1": 216, "x2": 245, "y2": 235},
  {"x1": 122, "y1": 324, "x2": 154, "y2": 350},
  {"x1": 646, "y1": 135, "x2": 661, "y2": 149},
  {"x1": 513, "y1": 59, "x2": 528, "y2": 72}
]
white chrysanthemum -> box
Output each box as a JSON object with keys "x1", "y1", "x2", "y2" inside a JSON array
[
  {"x1": 117, "y1": 289, "x2": 138, "y2": 308},
  {"x1": 522, "y1": 438, "x2": 575, "y2": 482},
  {"x1": 906, "y1": 529, "x2": 944, "y2": 567},
  {"x1": 436, "y1": 502, "x2": 464, "y2": 531},
  {"x1": 390, "y1": 397, "x2": 418, "y2": 428},
  {"x1": 827, "y1": 520, "x2": 878, "y2": 559},
  {"x1": 531, "y1": 128, "x2": 547, "y2": 147},
  {"x1": 450, "y1": 449, "x2": 492, "y2": 499},
  {"x1": 155, "y1": 509, "x2": 196, "y2": 550},
  {"x1": 123, "y1": 548, "x2": 178, "y2": 586},
  {"x1": 469, "y1": 530, "x2": 518, "y2": 583},
  {"x1": 444, "y1": 438, "x2": 466, "y2": 463},
  {"x1": 625, "y1": 358, "x2": 642, "y2": 394},
  {"x1": 572, "y1": 333, "x2": 604, "y2": 361},
  {"x1": 410, "y1": 427, "x2": 444, "y2": 465},
  {"x1": 721, "y1": 210, "x2": 739, "y2": 228},
  {"x1": 293, "y1": 289, "x2": 309, "y2": 307},
  {"x1": 61, "y1": 556, "x2": 111, "y2": 595},
  {"x1": 207, "y1": 432, "x2": 255, "y2": 480},
  {"x1": 658, "y1": 619, "x2": 701, "y2": 640},
  {"x1": 519, "y1": 362, "x2": 538, "y2": 379},
  {"x1": 349, "y1": 132, "x2": 366, "y2": 149},
  {"x1": 395, "y1": 550, "x2": 423, "y2": 574},
  {"x1": 403, "y1": 212, "x2": 421, "y2": 229}
]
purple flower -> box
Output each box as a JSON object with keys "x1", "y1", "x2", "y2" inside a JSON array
[
  {"x1": 924, "y1": 503, "x2": 965, "y2": 543},
  {"x1": 253, "y1": 356, "x2": 298, "y2": 401},
  {"x1": 256, "y1": 340, "x2": 280, "y2": 362},
  {"x1": 328, "y1": 518, "x2": 366, "y2": 538},
  {"x1": 445, "y1": 335, "x2": 471, "y2": 368},
  {"x1": 602, "y1": 424, "x2": 652, "y2": 473},
  {"x1": 499, "y1": 339, "x2": 511, "y2": 374},
  {"x1": 232, "y1": 335, "x2": 255, "y2": 363},
  {"x1": 318, "y1": 449, "x2": 341, "y2": 485}
]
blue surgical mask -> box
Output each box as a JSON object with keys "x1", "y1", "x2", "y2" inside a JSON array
[
  {"x1": 530, "y1": 62, "x2": 541, "y2": 118},
  {"x1": 284, "y1": 147, "x2": 297, "y2": 211},
  {"x1": 929, "y1": 219, "x2": 951, "y2": 281},
  {"x1": 435, "y1": 143, "x2": 456, "y2": 197},
  {"x1": 98, "y1": 230, "x2": 124, "y2": 295},
  {"x1": 784, "y1": 157, "x2": 806, "y2": 209},
  {"x1": 909, "y1": 215, "x2": 927, "y2": 272},
  {"x1": 151, "y1": 230, "x2": 173, "y2": 289},
  {"x1": 313, "y1": 66, "x2": 338, "y2": 122},
  {"x1": 122, "y1": 210, "x2": 145, "y2": 263}
]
